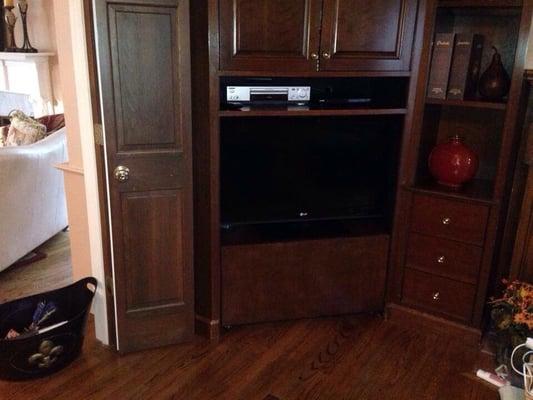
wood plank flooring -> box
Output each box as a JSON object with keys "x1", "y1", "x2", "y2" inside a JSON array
[
  {"x1": 1, "y1": 314, "x2": 499, "y2": 400},
  {"x1": 0, "y1": 232, "x2": 499, "y2": 399},
  {"x1": 0, "y1": 232, "x2": 72, "y2": 304}
]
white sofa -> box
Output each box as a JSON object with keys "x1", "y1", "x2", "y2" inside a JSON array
[{"x1": 0, "y1": 127, "x2": 68, "y2": 271}]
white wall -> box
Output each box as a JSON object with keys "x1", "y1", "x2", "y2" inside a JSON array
[
  {"x1": 12, "y1": 0, "x2": 62, "y2": 111},
  {"x1": 52, "y1": 0, "x2": 108, "y2": 345}
]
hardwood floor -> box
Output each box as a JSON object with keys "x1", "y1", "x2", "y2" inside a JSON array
[
  {"x1": 1, "y1": 314, "x2": 499, "y2": 400},
  {"x1": 0, "y1": 232, "x2": 72, "y2": 304}
]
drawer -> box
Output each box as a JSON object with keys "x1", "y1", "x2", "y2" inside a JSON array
[
  {"x1": 410, "y1": 194, "x2": 489, "y2": 245},
  {"x1": 402, "y1": 268, "x2": 476, "y2": 322},
  {"x1": 406, "y1": 233, "x2": 483, "y2": 284}
]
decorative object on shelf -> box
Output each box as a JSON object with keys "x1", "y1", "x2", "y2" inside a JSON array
[
  {"x1": 17, "y1": 0, "x2": 37, "y2": 53},
  {"x1": 479, "y1": 47, "x2": 511, "y2": 101},
  {"x1": 428, "y1": 135, "x2": 479, "y2": 188},
  {"x1": 427, "y1": 33, "x2": 455, "y2": 100},
  {"x1": 3, "y1": 0, "x2": 18, "y2": 52},
  {"x1": 447, "y1": 34, "x2": 484, "y2": 100},
  {"x1": 489, "y1": 280, "x2": 533, "y2": 366}
]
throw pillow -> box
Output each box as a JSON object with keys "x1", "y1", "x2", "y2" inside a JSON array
[{"x1": 5, "y1": 111, "x2": 46, "y2": 146}]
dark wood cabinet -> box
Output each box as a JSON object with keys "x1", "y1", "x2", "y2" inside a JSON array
[
  {"x1": 319, "y1": 0, "x2": 418, "y2": 71},
  {"x1": 219, "y1": 0, "x2": 322, "y2": 72},
  {"x1": 386, "y1": 0, "x2": 533, "y2": 341},
  {"x1": 219, "y1": 0, "x2": 418, "y2": 72}
]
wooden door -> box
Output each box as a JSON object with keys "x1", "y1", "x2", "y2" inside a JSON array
[
  {"x1": 94, "y1": 0, "x2": 194, "y2": 352},
  {"x1": 319, "y1": 0, "x2": 418, "y2": 71},
  {"x1": 219, "y1": 0, "x2": 323, "y2": 72}
]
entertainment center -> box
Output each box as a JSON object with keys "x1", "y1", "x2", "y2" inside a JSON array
[{"x1": 190, "y1": 0, "x2": 533, "y2": 341}]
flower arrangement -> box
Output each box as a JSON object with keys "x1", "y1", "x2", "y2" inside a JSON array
[{"x1": 490, "y1": 279, "x2": 533, "y2": 364}]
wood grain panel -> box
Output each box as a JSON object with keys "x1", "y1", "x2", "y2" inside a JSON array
[
  {"x1": 121, "y1": 191, "x2": 184, "y2": 312},
  {"x1": 109, "y1": 5, "x2": 181, "y2": 150},
  {"x1": 221, "y1": 235, "x2": 389, "y2": 325},
  {"x1": 219, "y1": 0, "x2": 322, "y2": 71},
  {"x1": 402, "y1": 268, "x2": 476, "y2": 322},
  {"x1": 320, "y1": 0, "x2": 418, "y2": 71},
  {"x1": 237, "y1": 0, "x2": 308, "y2": 54},
  {"x1": 406, "y1": 232, "x2": 483, "y2": 284},
  {"x1": 95, "y1": 0, "x2": 194, "y2": 352},
  {"x1": 0, "y1": 315, "x2": 499, "y2": 400},
  {"x1": 334, "y1": 0, "x2": 403, "y2": 54},
  {"x1": 410, "y1": 194, "x2": 489, "y2": 245}
]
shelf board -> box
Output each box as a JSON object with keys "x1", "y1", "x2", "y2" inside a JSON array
[
  {"x1": 406, "y1": 179, "x2": 496, "y2": 205},
  {"x1": 219, "y1": 107, "x2": 408, "y2": 118},
  {"x1": 218, "y1": 70, "x2": 411, "y2": 78},
  {"x1": 221, "y1": 218, "x2": 390, "y2": 246},
  {"x1": 438, "y1": 0, "x2": 522, "y2": 8},
  {"x1": 426, "y1": 97, "x2": 507, "y2": 110}
]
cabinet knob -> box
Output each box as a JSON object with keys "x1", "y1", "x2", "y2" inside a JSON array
[
  {"x1": 442, "y1": 217, "x2": 451, "y2": 225},
  {"x1": 437, "y1": 255, "x2": 446, "y2": 264},
  {"x1": 310, "y1": 53, "x2": 319, "y2": 60},
  {"x1": 322, "y1": 52, "x2": 331, "y2": 59},
  {"x1": 114, "y1": 165, "x2": 130, "y2": 182},
  {"x1": 432, "y1": 292, "x2": 440, "y2": 301}
]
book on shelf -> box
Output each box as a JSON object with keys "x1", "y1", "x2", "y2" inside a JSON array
[
  {"x1": 447, "y1": 34, "x2": 484, "y2": 100},
  {"x1": 427, "y1": 33, "x2": 456, "y2": 100}
]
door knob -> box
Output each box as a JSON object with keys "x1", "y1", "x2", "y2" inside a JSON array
[
  {"x1": 437, "y1": 255, "x2": 446, "y2": 264},
  {"x1": 114, "y1": 165, "x2": 130, "y2": 182},
  {"x1": 442, "y1": 217, "x2": 451, "y2": 225},
  {"x1": 310, "y1": 53, "x2": 319, "y2": 60},
  {"x1": 322, "y1": 52, "x2": 331, "y2": 59},
  {"x1": 432, "y1": 292, "x2": 440, "y2": 301}
]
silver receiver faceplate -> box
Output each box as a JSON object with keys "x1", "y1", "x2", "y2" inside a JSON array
[{"x1": 227, "y1": 86, "x2": 311, "y2": 103}]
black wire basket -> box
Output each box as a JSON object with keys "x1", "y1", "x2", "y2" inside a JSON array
[{"x1": 0, "y1": 277, "x2": 97, "y2": 380}]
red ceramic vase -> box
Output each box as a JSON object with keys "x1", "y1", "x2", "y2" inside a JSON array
[{"x1": 428, "y1": 135, "x2": 479, "y2": 188}]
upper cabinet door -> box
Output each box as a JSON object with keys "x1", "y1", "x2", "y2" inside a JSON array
[
  {"x1": 319, "y1": 0, "x2": 418, "y2": 71},
  {"x1": 219, "y1": 0, "x2": 323, "y2": 72}
]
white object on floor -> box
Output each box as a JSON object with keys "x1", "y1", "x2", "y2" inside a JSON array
[
  {"x1": 0, "y1": 127, "x2": 68, "y2": 271},
  {"x1": 510, "y1": 337, "x2": 533, "y2": 376},
  {"x1": 499, "y1": 385, "x2": 525, "y2": 400},
  {"x1": 477, "y1": 369, "x2": 509, "y2": 387},
  {"x1": 525, "y1": 364, "x2": 533, "y2": 398}
]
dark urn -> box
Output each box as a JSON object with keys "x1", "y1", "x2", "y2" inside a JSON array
[{"x1": 478, "y1": 47, "x2": 511, "y2": 101}]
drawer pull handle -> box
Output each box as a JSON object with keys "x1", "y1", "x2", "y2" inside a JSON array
[
  {"x1": 437, "y1": 256, "x2": 446, "y2": 264},
  {"x1": 432, "y1": 292, "x2": 440, "y2": 301},
  {"x1": 442, "y1": 217, "x2": 451, "y2": 225}
]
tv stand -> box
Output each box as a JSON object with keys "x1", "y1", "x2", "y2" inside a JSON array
[{"x1": 190, "y1": 1, "x2": 417, "y2": 338}]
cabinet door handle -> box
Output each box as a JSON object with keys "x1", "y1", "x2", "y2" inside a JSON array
[
  {"x1": 114, "y1": 165, "x2": 130, "y2": 182},
  {"x1": 310, "y1": 53, "x2": 319, "y2": 60},
  {"x1": 442, "y1": 217, "x2": 451, "y2": 225},
  {"x1": 432, "y1": 292, "x2": 440, "y2": 301},
  {"x1": 322, "y1": 52, "x2": 331, "y2": 59},
  {"x1": 437, "y1": 256, "x2": 446, "y2": 264}
]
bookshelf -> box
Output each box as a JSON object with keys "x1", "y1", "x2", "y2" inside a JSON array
[
  {"x1": 387, "y1": 0, "x2": 532, "y2": 339},
  {"x1": 414, "y1": 3, "x2": 523, "y2": 202}
]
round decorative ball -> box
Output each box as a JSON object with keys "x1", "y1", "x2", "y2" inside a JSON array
[{"x1": 428, "y1": 135, "x2": 479, "y2": 188}]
